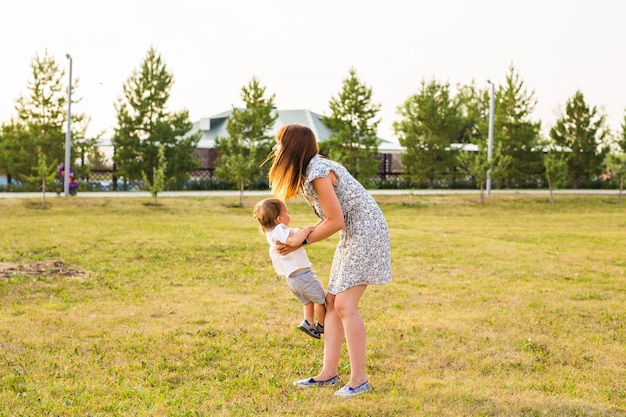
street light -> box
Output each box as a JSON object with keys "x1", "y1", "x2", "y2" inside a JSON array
[
  {"x1": 64, "y1": 54, "x2": 72, "y2": 197},
  {"x1": 486, "y1": 79, "x2": 495, "y2": 195}
]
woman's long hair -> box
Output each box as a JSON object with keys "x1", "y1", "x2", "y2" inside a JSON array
[{"x1": 269, "y1": 124, "x2": 319, "y2": 201}]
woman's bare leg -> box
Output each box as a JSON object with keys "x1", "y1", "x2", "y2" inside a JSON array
[
  {"x1": 314, "y1": 293, "x2": 343, "y2": 380},
  {"x1": 334, "y1": 285, "x2": 367, "y2": 387}
]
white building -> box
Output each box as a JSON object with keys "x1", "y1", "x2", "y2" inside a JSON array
[{"x1": 188, "y1": 108, "x2": 404, "y2": 179}]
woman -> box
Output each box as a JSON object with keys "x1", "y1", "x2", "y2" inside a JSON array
[{"x1": 269, "y1": 124, "x2": 391, "y2": 398}]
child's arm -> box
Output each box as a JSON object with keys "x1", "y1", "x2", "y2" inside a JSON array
[{"x1": 285, "y1": 225, "x2": 315, "y2": 247}]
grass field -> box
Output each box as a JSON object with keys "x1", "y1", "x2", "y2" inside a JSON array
[{"x1": 0, "y1": 194, "x2": 624, "y2": 416}]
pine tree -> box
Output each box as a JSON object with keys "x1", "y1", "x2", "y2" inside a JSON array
[
  {"x1": 549, "y1": 90, "x2": 609, "y2": 188},
  {"x1": 394, "y1": 79, "x2": 463, "y2": 189},
  {"x1": 321, "y1": 68, "x2": 381, "y2": 185},
  {"x1": 214, "y1": 77, "x2": 277, "y2": 207},
  {"x1": 112, "y1": 46, "x2": 200, "y2": 190},
  {"x1": 496, "y1": 64, "x2": 542, "y2": 188},
  {"x1": 0, "y1": 50, "x2": 88, "y2": 190}
]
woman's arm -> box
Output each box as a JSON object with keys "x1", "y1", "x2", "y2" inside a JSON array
[
  {"x1": 275, "y1": 173, "x2": 344, "y2": 255},
  {"x1": 304, "y1": 173, "x2": 344, "y2": 245},
  {"x1": 285, "y1": 225, "x2": 315, "y2": 247}
]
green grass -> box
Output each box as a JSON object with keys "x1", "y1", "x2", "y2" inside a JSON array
[{"x1": 0, "y1": 194, "x2": 624, "y2": 416}]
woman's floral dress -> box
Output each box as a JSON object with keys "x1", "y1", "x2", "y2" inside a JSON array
[{"x1": 302, "y1": 155, "x2": 391, "y2": 295}]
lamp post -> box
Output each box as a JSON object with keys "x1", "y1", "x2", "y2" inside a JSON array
[
  {"x1": 64, "y1": 54, "x2": 73, "y2": 197},
  {"x1": 486, "y1": 80, "x2": 495, "y2": 195}
]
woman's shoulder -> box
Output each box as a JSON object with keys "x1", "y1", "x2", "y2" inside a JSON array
[
  {"x1": 307, "y1": 155, "x2": 341, "y2": 180},
  {"x1": 306, "y1": 155, "x2": 330, "y2": 180}
]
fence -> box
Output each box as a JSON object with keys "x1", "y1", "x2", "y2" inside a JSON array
[{"x1": 78, "y1": 147, "x2": 403, "y2": 191}]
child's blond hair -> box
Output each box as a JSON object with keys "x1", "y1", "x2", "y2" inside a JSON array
[{"x1": 253, "y1": 198, "x2": 284, "y2": 233}]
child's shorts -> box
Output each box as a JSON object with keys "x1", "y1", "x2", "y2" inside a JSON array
[{"x1": 286, "y1": 268, "x2": 326, "y2": 305}]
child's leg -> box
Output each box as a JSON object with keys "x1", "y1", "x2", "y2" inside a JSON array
[
  {"x1": 304, "y1": 302, "x2": 314, "y2": 325},
  {"x1": 314, "y1": 302, "x2": 326, "y2": 326}
]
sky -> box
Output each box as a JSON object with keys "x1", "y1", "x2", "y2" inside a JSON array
[{"x1": 1, "y1": 0, "x2": 625, "y2": 144}]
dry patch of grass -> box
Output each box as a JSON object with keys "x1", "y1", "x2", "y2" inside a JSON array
[{"x1": 0, "y1": 260, "x2": 86, "y2": 280}]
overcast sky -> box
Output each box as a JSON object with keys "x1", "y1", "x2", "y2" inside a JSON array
[{"x1": 1, "y1": 0, "x2": 625, "y2": 143}]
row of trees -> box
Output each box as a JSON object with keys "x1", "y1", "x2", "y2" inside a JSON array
[
  {"x1": 0, "y1": 48, "x2": 202, "y2": 200},
  {"x1": 395, "y1": 64, "x2": 626, "y2": 196},
  {"x1": 0, "y1": 52, "x2": 94, "y2": 193},
  {"x1": 1, "y1": 48, "x2": 625, "y2": 206},
  {"x1": 216, "y1": 63, "x2": 626, "y2": 204}
]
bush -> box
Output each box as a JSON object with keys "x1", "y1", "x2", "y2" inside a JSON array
[{"x1": 181, "y1": 178, "x2": 234, "y2": 191}]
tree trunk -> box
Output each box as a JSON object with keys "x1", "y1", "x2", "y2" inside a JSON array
[
  {"x1": 547, "y1": 176, "x2": 554, "y2": 204},
  {"x1": 480, "y1": 182, "x2": 485, "y2": 205},
  {"x1": 41, "y1": 175, "x2": 47, "y2": 209},
  {"x1": 153, "y1": 167, "x2": 158, "y2": 205},
  {"x1": 239, "y1": 180, "x2": 245, "y2": 208}
]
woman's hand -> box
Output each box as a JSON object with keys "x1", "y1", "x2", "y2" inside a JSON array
[{"x1": 276, "y1": 241, "x2": 299, "y2": 256}]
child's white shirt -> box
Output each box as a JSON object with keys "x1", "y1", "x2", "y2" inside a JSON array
[{"x1": 266, "y1": 223, "x2": 312, "y2": 277}]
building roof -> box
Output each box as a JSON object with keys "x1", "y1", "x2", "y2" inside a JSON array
[{"x1": 190, "y1": 109, "x2": 405, "y2": 154}]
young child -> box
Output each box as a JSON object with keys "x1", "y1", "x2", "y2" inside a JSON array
[{"x1": 253, "y1": 198, "x2": 326, "y2": 339}]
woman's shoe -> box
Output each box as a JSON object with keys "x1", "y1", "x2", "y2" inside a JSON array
[
  {"x1": 334, "y1": 380, "x2": 370, "y2": 397},
  {"x1": 293, "y1": 375, "x2": 339, "y2": 388}
]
